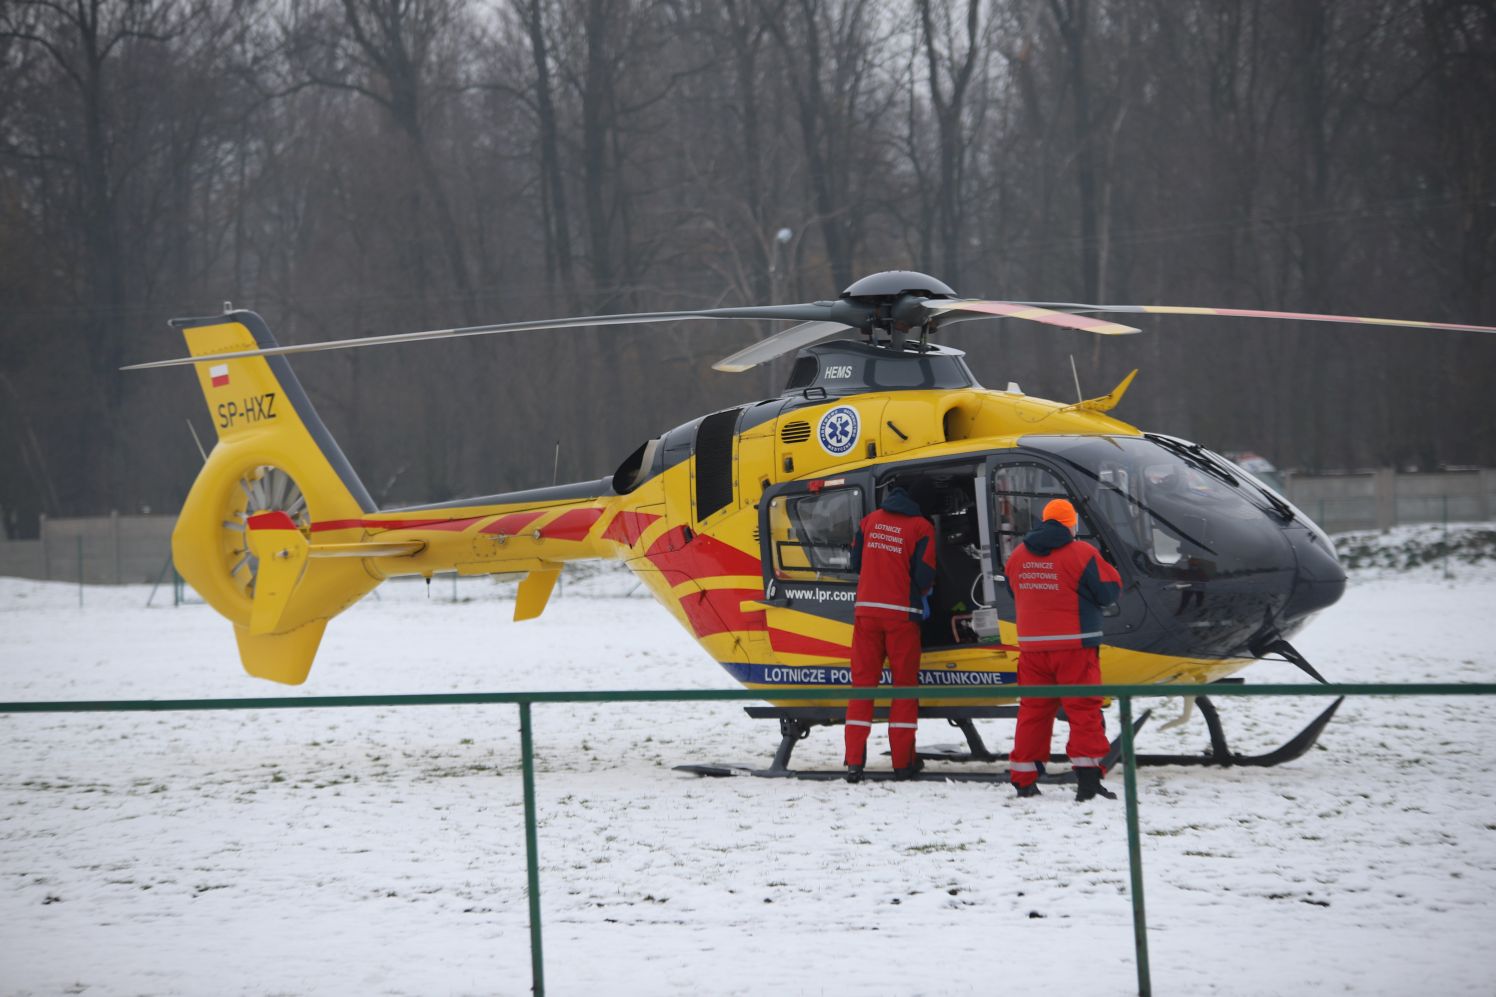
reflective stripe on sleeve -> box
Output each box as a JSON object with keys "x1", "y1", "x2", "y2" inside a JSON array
[
  {"x1": 855, "y1": 600, "x2": 920, "y2": 614},
  {"x1": 1017, "y1": 631, "x2": 1103, "y2": 643},
  {"x1": 1010, "y1": 761, "x2": 1038, "y2": 772},
  {"x1": 1070, "y1": 756, "x2": 1103, "y2": 768}
]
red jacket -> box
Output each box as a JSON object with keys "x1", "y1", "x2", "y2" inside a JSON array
[
  {"x1": 1003, "y1": 520, "x2": 1121, "y2": 649},
  {"x1": 853, "y1": 489, "x2": 936, "y2": 621}
]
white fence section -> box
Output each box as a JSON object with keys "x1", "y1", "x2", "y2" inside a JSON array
[
  {"x1": 0, "y1": 514, "x2": 175, "y2": 584},
  {"x1": 1284, "y1": 468, "x2": 1496, "y2": 535}
]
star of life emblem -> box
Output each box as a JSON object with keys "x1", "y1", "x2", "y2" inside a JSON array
[{"x1": 817, "y1": 406, "x2": 859, "y2": 456}]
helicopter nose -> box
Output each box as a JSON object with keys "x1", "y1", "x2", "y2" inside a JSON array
[{"x1": 1281, "y1": 529, "x2": 1347, "y2": 624}]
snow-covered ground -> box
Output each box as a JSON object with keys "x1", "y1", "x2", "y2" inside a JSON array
[{"x1": 3, "y1": 525, "x2": 1495, "y2": 996}]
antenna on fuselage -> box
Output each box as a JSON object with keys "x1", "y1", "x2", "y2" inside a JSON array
[
  {"x1": 186, "y1": 419, "x2": 208, "y2": 464},
  {"x1": 1069, "y1": 355, "x2": 1084, "y2": 403}
]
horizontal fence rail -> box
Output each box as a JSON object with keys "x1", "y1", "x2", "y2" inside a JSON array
[
  {"x1": 6, "y1": 682, "x2": 1495, "y2": 997},
  {"x1": 4, "y1": 682, "x2": 1495, "y2": 713}
]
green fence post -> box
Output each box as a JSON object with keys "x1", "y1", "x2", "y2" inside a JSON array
[
  {"x1": 519, "y1": 701, "x2": 546, "y2": 996},
  {"x1": 1120, "y1": 694, "x2": 1151, "y2": 996}
]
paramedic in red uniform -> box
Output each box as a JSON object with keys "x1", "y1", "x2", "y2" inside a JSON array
[
  {"x1": 1004, "y1": 498, "x2": 1122, "y2": 801},
  {"x1": 845, "y1": 485, "x2": 937, "y2": 783}
]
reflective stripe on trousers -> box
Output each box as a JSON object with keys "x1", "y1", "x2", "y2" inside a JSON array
[
  {"x1": 856, "y1": 600, "x2": 919, "y2": 615},
  {"x1": 1017, "y1": 632, "x2": 1102, "y2": 643}
]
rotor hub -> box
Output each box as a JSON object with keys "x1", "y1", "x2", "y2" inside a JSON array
[{"x1": 840, "y1": 270, "x2": 957, "y2": 301}]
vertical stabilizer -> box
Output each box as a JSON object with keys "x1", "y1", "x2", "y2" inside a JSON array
[{"x1": 170, "y1": 311, "x2": 380, "y2": 683}]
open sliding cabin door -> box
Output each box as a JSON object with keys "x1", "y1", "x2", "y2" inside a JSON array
[
  {"x1": 754, "y1": 475, "x2": 871, "y2": 663},
  {"x1": 981, "y1": 454, "x2": 1143, "y2": 644}
]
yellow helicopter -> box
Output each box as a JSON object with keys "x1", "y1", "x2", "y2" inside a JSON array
[{"x1": 127, "y1": 271, "x2": 1496, "y2": 779}]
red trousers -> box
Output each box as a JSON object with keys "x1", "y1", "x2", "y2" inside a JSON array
[
  {"x1": 1010, "y1": 647, "x2": 1109, "y2": 788},
  {"x1": 845, "y1": 615, "x2": 921, "y2": 768}
]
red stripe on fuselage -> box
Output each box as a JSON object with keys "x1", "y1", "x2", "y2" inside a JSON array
[
  {"x1": 311, "y1": 517, "x2": 481, "y2": 533},
  {"x1": 644, "y1": 528, "x2": 762, "y2": 580},
  {"x1": 248, "y1": 511, "x2": 298, "y2": 531},
  {"x1": 767, "y1": 628, "x2": 851, "y2": 660},
  {"x1": 680, "y1": 587, "x2": 766, "y2": 638},
  {"x1": 478, "y1": 511, "x2": 545, "y2": 536},
  {"x1": 602, "y1": 510, "x2": 661, "y2": 547},
  {"x1": 541, "y1": 508, "x2": 603, "y2": 542}
]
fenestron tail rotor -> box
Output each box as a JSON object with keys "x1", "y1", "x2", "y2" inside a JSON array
[{"x1": 225, "y1": 465, "x2": 309, "y2": 597}]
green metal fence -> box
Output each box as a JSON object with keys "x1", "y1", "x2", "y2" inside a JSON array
[{"x1": 5, "y1": 681, "x2": 1495, "y2": 996}]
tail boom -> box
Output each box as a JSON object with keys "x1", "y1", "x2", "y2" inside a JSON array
[{"x1": 168, "y1": 310, "x2": 626, "y2": 683}]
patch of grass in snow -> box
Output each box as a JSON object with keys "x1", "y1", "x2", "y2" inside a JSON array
[
  {"x1": 1336, "y1": 524, "x2": 1496, "y2": 572},
  {"x1": 905, "y1": 841, "x2": 973, "y2": 853},
  {"x1": 1145, "y1": 823, "x2": 1213, "y2": 837}
]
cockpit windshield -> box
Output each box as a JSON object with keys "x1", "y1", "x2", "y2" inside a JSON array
[{"x1": 1020, "y1": 434, "x2": 1288, "y2": 579}]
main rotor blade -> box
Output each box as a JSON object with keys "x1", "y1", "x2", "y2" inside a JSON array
[
  {"x1": 925, "y1": 299, "x2": 1141, "y2": 336},
  {"x1": 712, "y1": 320, "x2": 855, "y2": 372},
  {"x1": 122, "y1": 303, "x2": 838, "y2": 371},
  {"x1": 1059, "y1": 304, "x2": 1496, "y2": 335},
  {"x1": 999, "y1": 301, "x2": 1496, "y2": 335}
]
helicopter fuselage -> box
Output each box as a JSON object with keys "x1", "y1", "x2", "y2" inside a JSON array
[{"x1": 289, "y1": 339, "x2": 1346, "y2": 705}]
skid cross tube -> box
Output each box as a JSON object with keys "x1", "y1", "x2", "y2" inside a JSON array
[{"x1": 6, "y1": 682, "x2": 1496, "y2": 997}]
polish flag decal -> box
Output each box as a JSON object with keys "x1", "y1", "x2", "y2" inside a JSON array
[{"x1": 209, "y1": 364, "x2": 229, "y2": 387}]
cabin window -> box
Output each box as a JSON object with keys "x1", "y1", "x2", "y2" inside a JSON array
[
  {"x1": 767, "y1": 486, "x2": 863, "y2": 581},
  {"x1": 786, "y1": 356, "x2": 818, "y2": 389},
  {"x1": 695, "y1": 408, "x2": 741, "y2": 520},
  {"x1": 991, "y1": 463, "x2": 1099, "y2": 565},
  {"x1": 868, "y1": 357, "x2": 929, "y2": 388}
]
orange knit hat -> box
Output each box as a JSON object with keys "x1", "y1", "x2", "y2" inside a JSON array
[{"x1": 1042, "y1": 498, "x2": 1078, "y2": 530}]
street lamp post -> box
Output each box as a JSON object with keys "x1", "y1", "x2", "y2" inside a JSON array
[{"x1": 767, "y1": 227, "x2": 793, "y2": 397}]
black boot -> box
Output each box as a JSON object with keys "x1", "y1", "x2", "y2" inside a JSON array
[
  {"x1": 893, "y1": 756, "x2": 925, "y2": 782},
  {"x1": 1074, "y1": 767, "x2": 1117, "y2": 802},
  {"x1": 845, "y1": 764, "x2": 865, "y2": 784},
  {"x1": 1013, "y1": 782, "x2": 1041, "y2": 798}
]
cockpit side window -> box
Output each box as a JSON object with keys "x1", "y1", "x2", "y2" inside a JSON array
[
  {"x1": 1021, "y1": 434, "x2": 1293, "y2": 581},
  {"x1": 991, "y1": 463, "x2": 1104, "y2": 564},
  {"x1": 767, "y1": 487, "x2": 863, "y2": 581}
]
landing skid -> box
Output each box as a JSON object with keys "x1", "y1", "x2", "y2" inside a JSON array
[
  {"x1": 672, "y1": 706, "x2": 1151, "y2": 782},
  {"x1": 1132, "y1": 693, "x2": 1343, "y2": 767},
  {"x1": 673, "y1": 689, "x2": 1341, "y2": 779}
]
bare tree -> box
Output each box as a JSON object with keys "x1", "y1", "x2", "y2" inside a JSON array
[{"x1": 915, "y1": 0, "x2": 992, "y2": 287}]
